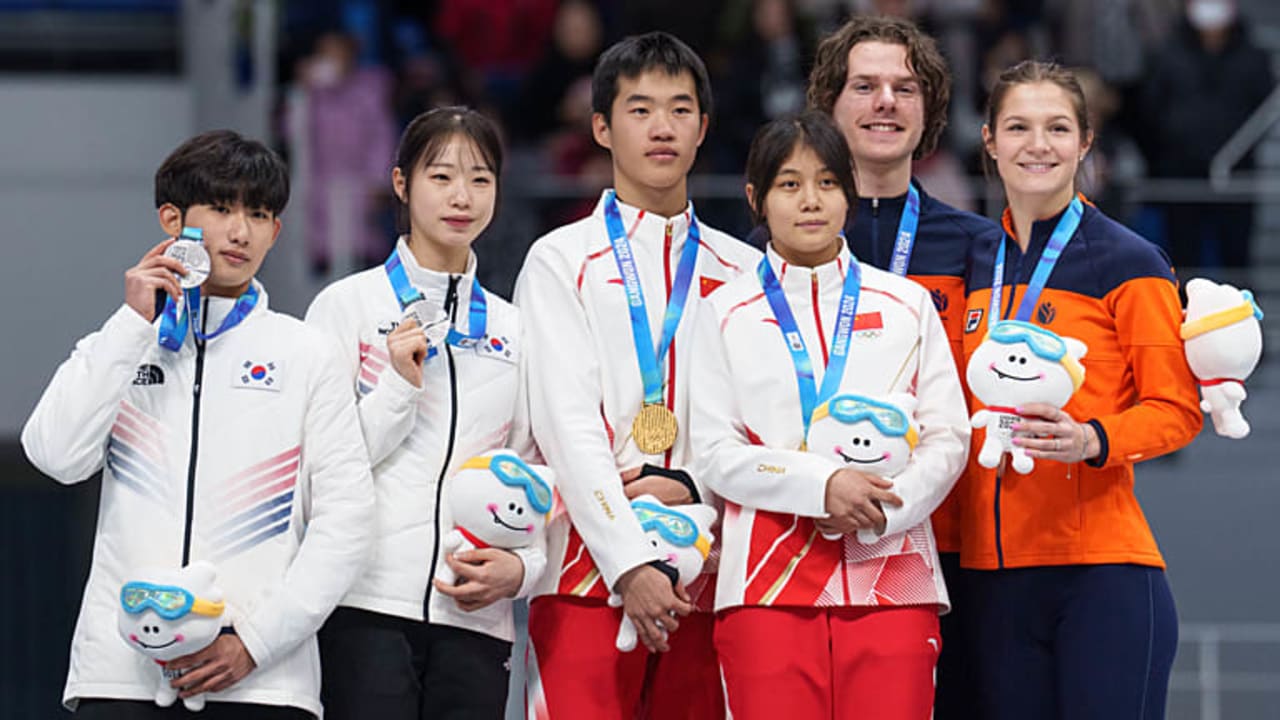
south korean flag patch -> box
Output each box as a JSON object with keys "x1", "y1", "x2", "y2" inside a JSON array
[
  {"x1": 235, "y1": 360, "x2": 282, "y2": 391},
  {"x1": 478, "y1": 333, "x2": 518, "y2": 363}
]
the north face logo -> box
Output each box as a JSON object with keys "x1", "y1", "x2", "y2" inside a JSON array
[
  {"x1": 931, "y1": 288, "x2": 948, "y2": 312},
  {"x1": 1036, "y1": 302, "x2": 1056, "y2": 324},
  {"x1": 132, "y1": 364, "x2": 164, "y2": 386}
]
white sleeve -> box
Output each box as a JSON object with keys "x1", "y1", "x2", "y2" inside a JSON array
[
  {"x1": 514, "y1": 244, "x2": 661, "y2": 590},
  {"x1": 857, "y1": 292, "x2": 970, "y2": 543},
  {"x1": 234, "y1": 337, "x2": 375, "y2": 669},
  {"x1": 689, "y1": 304, "x2": 840, "y2": 518},
  {"x1": 510, "y1": 538, "x2": 547, "y2": 600},
  {"x1": 305, "y1": 285, "x2": 423, "y2": 466},
  {"x1": 21, "y1": 304, "x2": 157, "y2": 484}
]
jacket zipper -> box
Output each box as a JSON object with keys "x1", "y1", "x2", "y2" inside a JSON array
[
  {"x1": 424, "y1": 276, "x2": 462, "y2": 621},
  {"x1": 182, "y1": 303, "x2": 208, "y2": 566},
  {"x1": 811, "y1": 270, "x2": 849, "y2": 602},
  {"x1": 870, "y1": 197, "x2": 881, "y2": 267},
  {"x1": 993, "y1": 242, "x2": 1024, "y2": 569}
]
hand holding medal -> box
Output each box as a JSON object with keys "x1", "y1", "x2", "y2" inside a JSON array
[{"x1": 124, "y1": 236, "x2": 197, "y2": 322}]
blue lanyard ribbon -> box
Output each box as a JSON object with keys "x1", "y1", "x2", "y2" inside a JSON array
[
  {"x1": 989, "y1": 196, "x2": 1083, "y2": 329},
  {"x1": 156, "y1": 235, "x2": 259, "y2": 350},
  {"x1": 887, "y1": 184, "x2": 921, "y2": 276},
  {"x1": 383, "y1": 248, "x2": 487, "y2": 359},
  {"x1": 757, "y1": 251, "x2": 862, "y2": 439},
  {"x1": 603, "y1": 191, "x2": 701, "y2": 406}
]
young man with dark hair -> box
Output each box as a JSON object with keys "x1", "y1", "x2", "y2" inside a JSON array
[
  {"x1": 805, "y1": 15, "x2": 1001, "y2": 718},
  {"x1": 22, "y1": 130, "x2": 373, "y2": 719},
  {"x1": 515, "y1": 31, "x2": 759, "y2": 719}
]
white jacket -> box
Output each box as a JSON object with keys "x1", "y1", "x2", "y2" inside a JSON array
[
  {"x1": 514, "y1": 190, "x2": 761, "y2": 598},
  {"x1": 22, "y1": 283, "x2": 374, "y2": 718},
  {"x1": 689, "y1": 245, "x2": 969, "y2": 611},
  {"x1": 305, "y1": 240, "x2": 542, "y2": 642}
]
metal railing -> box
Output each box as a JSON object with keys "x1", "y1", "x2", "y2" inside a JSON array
[{"x1": 1170, "y1": 623, "x2": 1280, "y2": 720}]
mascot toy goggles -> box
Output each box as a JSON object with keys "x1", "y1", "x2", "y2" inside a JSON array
[
  {"x1": 121, "y1": 582, "x2": 225, "y2": 621},
  {"x1": 812, "y1": 394, "x2": 919, "y2": 450},
  {"x1": 986, "y1": 320, "x2": 1084, "y2": 390},
  {"x1": 632, "y1": 501, "x2": 711, "y2": 559},
  {"x1": 460, "y1": 453, "x2": 553, "y2": 516},
  {"x1": 1181, "y1": 290, "x2": 1265, "y2": 341}
]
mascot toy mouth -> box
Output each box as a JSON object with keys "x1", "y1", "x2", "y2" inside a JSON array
[
  {"x1": 490, "y1": 508, "x2": 532, "y2": 533},
  {"x1": 835, "y1": 447, "x2": 887, "y2": 464},
  {"x1": 990, "y1": 364, "x2": 1042, "y2": 382},
  {"x1": 131, "y1": 637, "x2": 179, "y2": 650}
]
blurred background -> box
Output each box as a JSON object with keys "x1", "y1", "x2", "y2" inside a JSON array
[{"x1": 1, "y1": 0, "x2": 1278, "y2": 717}]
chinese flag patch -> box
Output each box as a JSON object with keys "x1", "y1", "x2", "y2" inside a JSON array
[
  {"x1": 853, "y1": 312, "x2": 883, "y2": 331},
  {"x1": 700, "y1": 276, "x2": 726, "y2": 297}
]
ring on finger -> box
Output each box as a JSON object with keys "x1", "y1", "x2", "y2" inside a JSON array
[{"x1": 1054, "y1": 438, "x2": 1061, "y2": 452}]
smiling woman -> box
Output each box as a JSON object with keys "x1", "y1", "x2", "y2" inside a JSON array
[{"x1": 960, "y1": 60, "x2": 1204, "y2": 720}]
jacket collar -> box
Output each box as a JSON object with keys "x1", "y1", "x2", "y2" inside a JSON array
[
  {"x1": 393, "y1": 236, "x2": 479, "y2": 330},
  {"x1": 765, "y1": 240, "x2": 853, "y2": 296},
  {"x1": 591, "y1": 189, "x2": 694, "y2": 248},
  {"x1": 202, "y1": 278, "x2": 268, "y2": 332}
]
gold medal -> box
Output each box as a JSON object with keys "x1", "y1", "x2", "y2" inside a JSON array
[{"x1": 632, "y1": 403, "x2": 678, "y2": 454}]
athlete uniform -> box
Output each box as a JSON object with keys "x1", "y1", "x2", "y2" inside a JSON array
[
  {"x1": 305, "y1": 240, "x2": 541, "y2": 718},
  {"x1": 22, "y1": 285, "x2": 374, "y2": 718},
  {"x1": 961, "y1": 199, "x2": 1203, "y2": 719},
  {"x1": 690, "y1": 243, "x2": 970, "y2": 720},
  {"x1": 515, "y1": 190, "x2": 759, "y2": 719}
]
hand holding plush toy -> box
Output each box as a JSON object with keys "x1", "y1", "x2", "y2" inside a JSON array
[
  {"x1": 118, "y1": 561, "x2": 226, "y2": 711},
  {"x1": 806, "y1": 393, "x2": 919, "y2": 542},
  {"x1": 1182, "y1": 278, "x2": 1264, "y2": 439},
  {"x1": 967, "y1": 320, "x2": 1087, "y2": 474},
  {"x1": 609, "y1": 496, "x2": 716, "y2": 652},
  {"x1": 437, "y1": 451, "x2": 555, "y2": 586}
]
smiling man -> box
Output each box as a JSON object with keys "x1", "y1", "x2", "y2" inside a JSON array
[
  {"x1": 804, "y1": 15, "x2": 1002, "y2": 719},
  {"x1": 22, "y1": 130, "x2": 373, "y2": 720}
]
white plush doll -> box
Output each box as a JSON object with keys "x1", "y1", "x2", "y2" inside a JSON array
[
  {"x1": 609, "y1": 495, "x2": 716, "y2": 652},
  {"x1": 806, "y1": 393, "x2": 919, "y2": 542},
  {"x1": 437, "y1": 451, "x2": 555, "y2": 585},
  {"x1": 967, "y1": 320, "x2": 1087, "y2": 474},
  {"x1": 118, "y1": 561, "x2": 226, "y2": 711},
  {"x1": 1181, "y1": 278, "x2": 1264, "y2": 439}
]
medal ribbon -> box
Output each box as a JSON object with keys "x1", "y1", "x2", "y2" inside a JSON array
[
  {"x1": 157, "y1": 230, "x2": 259, "y2": 350},
  {"x1": 603, "y1": 191, "x2": 700, "y2": 406},
  {"x1": 757, "y1": 251, "x2": 862, "y2": 439},
  {"x1": 988, "y1": 196, "x2": 1083, "y2": 329},
  {"x1": 887, "y1": 184, "x2": 921, "y2": 276},
  {"x1": 383, "y1": 248, "x2": 487, "y2": 359}
]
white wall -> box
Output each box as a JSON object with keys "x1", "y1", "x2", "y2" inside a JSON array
[{"x1": 0, "y1": 76, "x2": 193, "y2": 438}]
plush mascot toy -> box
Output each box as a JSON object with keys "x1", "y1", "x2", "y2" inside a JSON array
[
  {"x1": 609, "y1": 495, "x2": 716, "y2": 652},
  {"x1": 118, "y1": 561, "x2": 226, "y2": 711},
  {"x1": 437, "y1": 451, "x2": 555, "y2": 585},
  {"x1": 1182, "y1": 278, "x2": 1264, "y2": 439},
  {"x1": 806, "y1": 393, "x2": 919, "y2": 542},
  {"x1": 967, "y1": 320, "x2": 1087, "y2": 474}
]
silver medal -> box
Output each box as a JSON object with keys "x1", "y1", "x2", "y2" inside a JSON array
[
  {"x1": 164, "y1": 239, "x2": 211, "y2": 289},
  {"x1": 404, "y1": 299, "x2": 450, "y2": 347}
]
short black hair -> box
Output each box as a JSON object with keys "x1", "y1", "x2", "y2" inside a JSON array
[
  {"x1": 394, "y1": 106, "x2": 504, "y2": 233},
  {"x1": 591, "y1": 31, "x2": 713, "y2": 123},
  {"x1": 745, "y1": 110, "x2": 857, "y2": 227},
  {"x1": 154, "y1": 130, "x2": 289, "y2": 215}
]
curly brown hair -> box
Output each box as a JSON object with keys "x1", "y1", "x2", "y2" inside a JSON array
[{"x1": 806, "y1": 16, "x2": 951, "y2": 159}]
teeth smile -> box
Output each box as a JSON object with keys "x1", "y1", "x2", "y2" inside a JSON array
[{"x1": 867, "y1": 124, "x2": 898, "y2": 131}]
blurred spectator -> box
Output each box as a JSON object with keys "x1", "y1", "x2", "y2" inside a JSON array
[
  {"x1": 711, "y1": 0, "x2": 814, "y2": 172},
  {"x1": 433, "y1": 0, "x2": 558, "y2": 117},
  {"x1": 511, "y1": 0, "x2": 605, "y2": 143},
  {"x1": 390, "y1": 18, "x2": 469, "y2": 127},
  {"x1": 1139, "y1": 0, "x2": 1274, "y2": 268},
  {"x1": 1074, "y1": 67, "x2": 1146, "y2": 217},
  {"x1": 292, "y1": 31, "x2": 398, "y2": 276},
  {"x1": 543, "y1": 76, "x2": 613, "y2": 228}
]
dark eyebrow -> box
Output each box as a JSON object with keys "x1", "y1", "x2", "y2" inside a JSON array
[{"x1": 624, "y1": 93, "x2": 696, "y2": 104}]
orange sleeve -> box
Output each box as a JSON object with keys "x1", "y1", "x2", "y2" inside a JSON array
[{"x1": 1089, "y1": 276, "x2": 1202, "y2": 467}]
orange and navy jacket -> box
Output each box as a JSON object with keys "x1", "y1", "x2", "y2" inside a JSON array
[
  {"x1": 959, "y1": 200, "x2": 1202, "y2": 570},
  {"x1": 847, "y1": 180, "x2": 1001, "y2": 553}
]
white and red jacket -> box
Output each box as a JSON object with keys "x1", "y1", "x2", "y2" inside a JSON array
[
  {"x1": 689, "y1": 244, "x2": 969, "y2": 612},
  {"x1": 305, "y1": 239, "x2": 543, "y2": 642},
  {"x1": 22, "y1": 283, "x2": 374, "y2": 717},
  {"x1": 514, "y1": 190, "x2": 760, "y2": 600}
]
